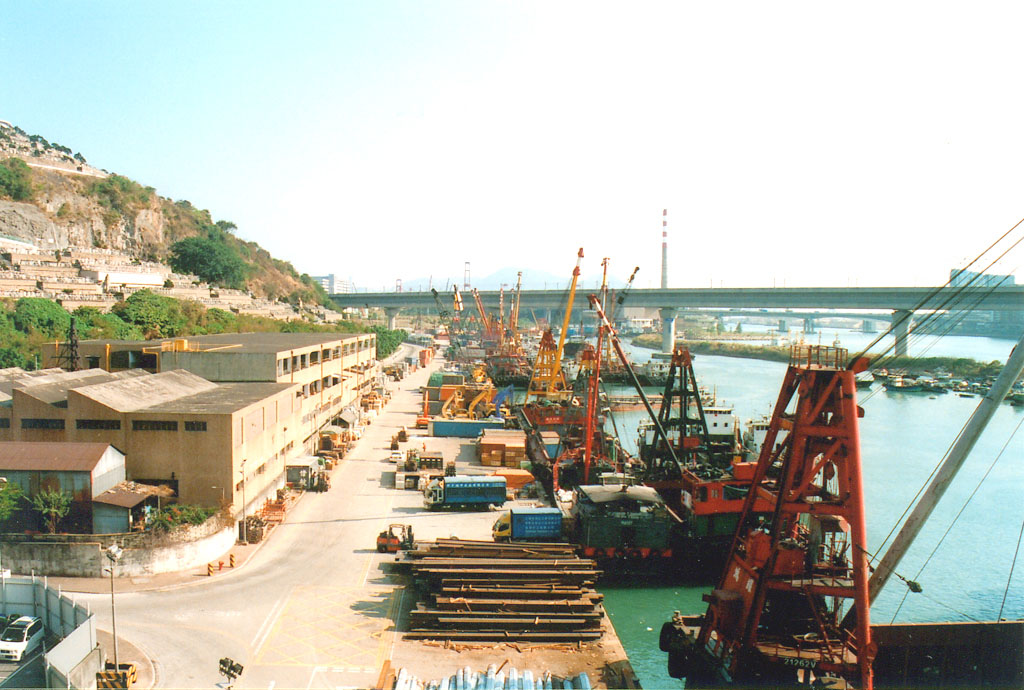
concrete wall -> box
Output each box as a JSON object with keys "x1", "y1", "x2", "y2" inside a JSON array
[
  {"x1": 1, "y1": 524, "x2": 238, "y2": 577},
  {"x1": 159, "y1": 351, "x2": 276, "y2": 382},
  {"x1": 0, "y1": 576, "x2": 97, "y2": 690}
]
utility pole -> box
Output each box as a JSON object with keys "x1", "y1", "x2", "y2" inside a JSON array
[
  {"x1": 240, "y1": 460, "x2": 248, "y2": 544},
  {"x1": 105, "y1": 544, "x2": 123, "y2": 671}
]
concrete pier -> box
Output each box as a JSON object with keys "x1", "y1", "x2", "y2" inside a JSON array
[{"x1": 659, "y1": 307, "x2": 676, "y2": 353}]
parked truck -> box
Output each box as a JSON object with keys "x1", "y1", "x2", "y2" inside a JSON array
[
  {"x1": 423, "y1": 475, "x2": 507, "y2": 510},
  {"x1": 492, "y1": 507, "x2": 564, "y2": 542}
]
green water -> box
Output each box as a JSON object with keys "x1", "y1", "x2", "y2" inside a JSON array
[{"x1": 598, "y1": 345, "x2": 1024, "y2": 688}]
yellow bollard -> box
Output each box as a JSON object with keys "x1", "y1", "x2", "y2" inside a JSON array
[
  {"x1": 207, "y1": 562, "x2": 214, "y2": 577},
  {"x1": 229, "y1": 553, "x2": 236, "y2": 568}
]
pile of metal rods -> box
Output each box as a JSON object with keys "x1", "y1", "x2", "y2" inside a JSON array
[{"x1": 405, "y1": 539, "x2": 604, "y2": 642}]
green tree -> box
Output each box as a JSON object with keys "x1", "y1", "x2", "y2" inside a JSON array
[
  {"x1": 72, "y1": 306, "x2": 144, "y2": 340},
  {"x1": 0, "y1": 158, "x2": 32, "y2": 201},
  {"x1": 111, "y1": 290, "x2": 187, "y2": 337},
  {"x1": 0, "y1": 481, "x2": 23, "y2": 524},
  {"x1": 204, "y1": 308, "x2": 239, "y2": 334},
  {"x1": 13, "y1": 297, "x2": 71, "y2": 337},
  {"x1": 0, "y1": 346, "x2": 29, "y2": 369},
  {"x1": 372, "y1": 326, "x2": 407, "y2": 359},
  {"x1": 30, "y1": 487, "x2": 73, "y2": 534},
  {"x1": 169, "y1": 236, "x2": 249, "y2": 289}
]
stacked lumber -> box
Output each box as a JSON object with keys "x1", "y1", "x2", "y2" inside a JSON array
[{"x1": 405, "y1": 539, "x2": 604, "y2": 642}]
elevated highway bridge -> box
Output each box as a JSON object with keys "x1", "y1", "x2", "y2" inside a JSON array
[{"x1": 331, "y1": 286, "x2": 1024, "y2": 356}]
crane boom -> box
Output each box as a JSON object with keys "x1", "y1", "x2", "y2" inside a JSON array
[{"x1": 551, "y1": 248, "x2": 584, "y2": 395}]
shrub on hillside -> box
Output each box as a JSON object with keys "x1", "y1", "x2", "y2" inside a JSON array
[
  {"x1": 112, "y1": 290, "x2": 187, "y2": 338},
  {"x1": 87, "y1": 174, "x2": 153, "y2": 215},
  {"x1": 72, "y1": 306, "x2": 145, "y2": 340},
  {"x1": 0, "y1": 158, "x2": 32, "y2": 201},
  {"x1": 13, "y1": 297, "x2": 71, "y2": 337}
]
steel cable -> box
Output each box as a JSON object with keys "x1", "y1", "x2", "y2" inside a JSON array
[{"x1": 888, "y1": 415, "x2": 1023, "y2": 621}]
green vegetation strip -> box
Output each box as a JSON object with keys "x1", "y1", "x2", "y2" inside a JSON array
[
  {"x1": 1, "y1": 292, "x2": 407, "y2": 369},
  {"x1": 632, "y1": 334, "x2": 1004, "y2": 378}
]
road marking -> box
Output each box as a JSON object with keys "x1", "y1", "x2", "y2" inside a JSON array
[
  {"x1": 374, "y1": 588, "x2": 404, "y2": 671},
  {"x1": 252, "y1": 589, "x2": 290, "y2": 653},
  {"x1": 305, "y1": 666, "x2": 324, "y2": 690},
  {"x1": 255, "y1": 586, "x2": 392, "y2": 668}
]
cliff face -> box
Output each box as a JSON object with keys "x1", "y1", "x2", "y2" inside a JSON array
[
  {"x1": 1, "y1": 169, "x2": 161, "y2": 253},
  {"x1": 0, "y1": 123, "x2": 325, "y2": 304}
]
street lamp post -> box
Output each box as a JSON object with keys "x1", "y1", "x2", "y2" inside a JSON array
[
  {"x1": 105, "y1": 544, "x2": 123, "y2": 670},
  {"x1": 240, "y1": 461, "x2": 247, "y2": 544}
]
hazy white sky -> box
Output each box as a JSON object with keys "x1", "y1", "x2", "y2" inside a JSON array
[{"x1": 3, "y1": 2, "x2": 1023, "y2": 290}]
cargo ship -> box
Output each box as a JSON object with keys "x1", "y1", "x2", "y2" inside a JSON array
[
  {"x1": 566, "y1": 483, "x2": 680, "y2": 560},
  {"x1": 635, "y1": 346, "x2": 772, "y2": 575}
]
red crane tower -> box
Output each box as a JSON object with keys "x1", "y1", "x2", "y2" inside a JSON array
[{"x1": 661, "y1": 345, "x2": 875, "y2": 689}]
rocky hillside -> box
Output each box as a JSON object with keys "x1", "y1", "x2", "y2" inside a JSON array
[{"x1": 0, "y1": 122, "x2": 328, "y2": 305}]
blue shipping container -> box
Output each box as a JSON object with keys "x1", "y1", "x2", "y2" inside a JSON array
[{"x1": 429, "y1": 419, "x2": 506, "y2": 438}]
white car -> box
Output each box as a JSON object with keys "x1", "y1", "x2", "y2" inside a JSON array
[
  {"x1": 0, "y1": 616, "x2": 43, "y2": 662},
  {"x1": 389, "y1": 451, "x2": 405, "y2": 463}
]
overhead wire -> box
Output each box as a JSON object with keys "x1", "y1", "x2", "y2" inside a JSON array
[
  {"x1": 999, "y1": 509, "x2": 1024, "y2": 621},
  {"x1": 855, "y1": 269, "x2": 1019, "y2": 406},
  {"x1": 846, "y1": 219, "x2": 1024, "y2": 621},
  {"x1": 887, "y1": 414, "x2": 1023, "y2": 621},
  {"x1": 850, "y1": 215, "x2": 1024, "y2": 366}
]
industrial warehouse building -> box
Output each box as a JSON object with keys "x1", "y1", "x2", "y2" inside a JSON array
[
  {"x1": 0, "y1": 441, "x2": 135, "y2": 534},
  {"x1": 40, "y1": 331, "x2": 380, "y2": 452},
  {"x1": 0, "y1": 332, "x2": 384, "y2": 532},
  {"x1": 0, "y1": 367, "x2": 302, "y2": 522}
]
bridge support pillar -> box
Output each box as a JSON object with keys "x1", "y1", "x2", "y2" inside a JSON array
[
  {"x1": 778, "y1": 319, "x2": 788, "y2": 333},
  {"x1": 384, "y1": 307, "x2": 400, "y2": 330},
  {"x1": 803, "y1": 317, "x2": 816, "y2": 335},
  {"x1": 659, "y1": 307, "x2": 677, "y2": 352},
  {"x1": 892, "y1": 310, "x2": 912, "y2": 357},
  {"x1": 861, "y1": 319, "x2": 875, "y2": 333}
]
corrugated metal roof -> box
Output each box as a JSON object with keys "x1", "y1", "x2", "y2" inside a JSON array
[
  {"x1": 140, "y1": 381, "x2": 296, "y2": 413},
  {"x1": 73, "y1": 369, "x2": 218, "y2": 412},
  {"x1": 93, "y1": 482, "x2": 162, "y2": 508},
  {"x1": 14, "y1": 369, "x2": 144, "y2": 405},
  {"x1": 0, "y1": 442, "x2": 116, "y2": 472}
]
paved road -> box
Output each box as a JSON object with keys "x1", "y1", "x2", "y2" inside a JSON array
[{"x1": 76, "y1": 348, "x2": 435, "y2": 689}]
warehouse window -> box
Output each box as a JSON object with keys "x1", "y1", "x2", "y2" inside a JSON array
[
  {"x1": 184, "y1": 421, "x2": 207, "y2": 432},
  {"x1": 21, "y1": 418, "x2": 65, "y2": 430},
  {"x1": 0, "y1": 418, "x2": 9, "y2": 429},
  {"x1": 76, "y1": 419, "x2": 121, "y2": 430},
  {"x1": 132, "y1": 420, "x2": 178, "y2": 431}
]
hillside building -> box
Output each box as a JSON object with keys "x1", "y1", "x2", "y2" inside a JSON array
[{"x1": 311, "y1": 273, "x2": 355, "y2": 294}]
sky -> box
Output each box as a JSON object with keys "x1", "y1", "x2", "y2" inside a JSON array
[{"x1": 3, "y1": 1, "x2": 1023, "y2": 291}]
